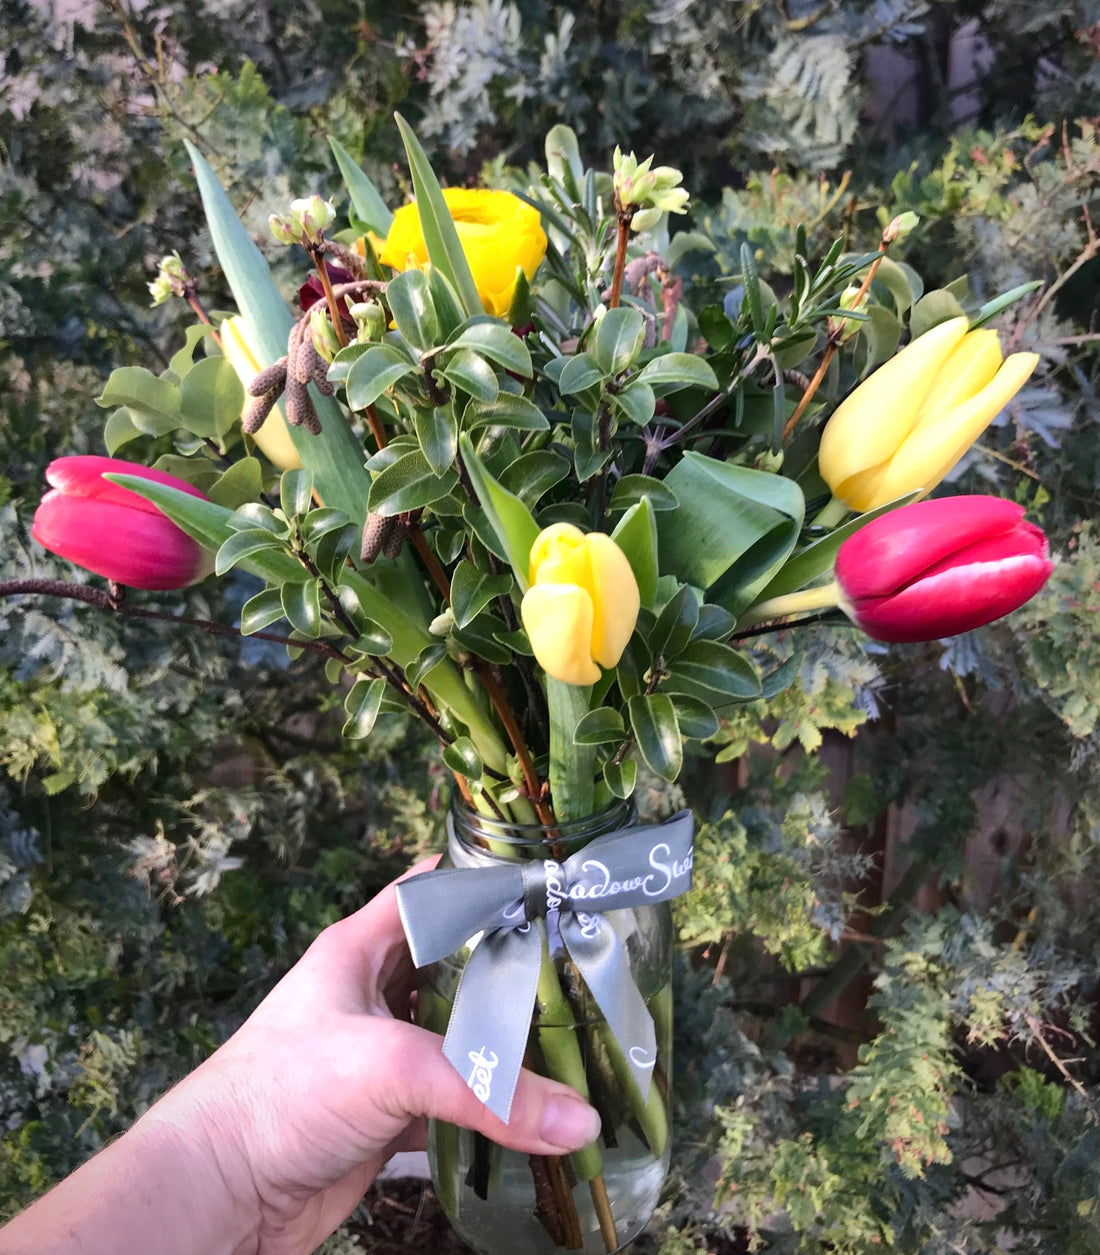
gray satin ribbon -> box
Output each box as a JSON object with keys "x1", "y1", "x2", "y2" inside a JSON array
[{"x1": 395, "y1": 810, "x2": 694, "y2": 1123}]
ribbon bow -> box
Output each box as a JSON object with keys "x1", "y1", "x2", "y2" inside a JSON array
[{"x1": 395, "y1": 810, "x2": 694, "y2": 1123}]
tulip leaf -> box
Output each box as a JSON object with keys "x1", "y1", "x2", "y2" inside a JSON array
[
  {"x1": 96, "y1": 367, "x2": 181, "y2": 435},
  {"x1": 574, "y1": 707, "x2": 626, "y2": 746},
  {"x1": 414, "y1": 407, "x2": 460, "y2": 476},
  {"x1": 281, "y1": 578, "x2": 323, "y2": 637},
  {"x1": 345, "y1": 345, "x2": 417, "y2": 410},
  {"x1": 464, "y1": 394, "x2": 549, "y2": 432},
  {"x1": 603, "y1": 757, "x2": 637, "y2": 800},
  {"x1": 628, "y1": 693, "x2": 682, "y2": 782},
  {"x1": 657, "y1": 452, "x2": 805, "y2": 614},
  {"x1": 387, "y1": 268, "x2": 441, "y2": 352},
  {"x1": 610, "y1": 475, "x2": 678, "y2": 513},
  {"x1": 240, "y1": 588, "x2": 287, "y2": 635},
  {"x1": 591, "y1": 307, "x2": 646, "y2": 376},
  {"x1": 394, "y1": 113, "x2": 482, "y2": 319},
  {"x1": 442, "y1": 736, "x2": 484, "y2": 781},
  {"x1": 439, "y1": 350, "x2": 499, "y2": 404},
  {"x1": 611, "y1": 498, "x2": 659, "y2": 608},
  {"x1": 970, "y1": 280, "x2": 1043, "y2": 330},
  {"x1": 752, "y1": 490, "x2": 922, "y2": 603},
  {"x1": 329, "y1": 137, "x2": 394, "y2": 235},
  {"x1": 451, "y1": 560, "x2": 513, "y2": 629},
  {"x1": 184, "y1": 141, "x2": 371, "y2": 525},
  {"x1": 343, "y1": 677, "x2": 386, "y2": 740},
  {"x1": 368, "y1": 448, "x2": 457, "y2": 516},
  {"x1": 636, "y1": 353, "x2": 719, "y2": 395},
  {"x1": 459, "y1": 433, "x2": 540, "y2": 590},
  {"x1": 448, "y1": 321, "x2": 533, "y2": 377},
  {"x1": 664, "y1": 639, "x2": 761, "y2": 701},
  {"x1": 208, "y1": 457, "x2": 263, "y2": 510},
  {"x1": 500, "y1": 450, "x2": 570, "y2": 507},
  {"x1": 178, "y1": 355, "x2": 245, "y2": 441},
  {"x1": 547, "y1": 677, "x2": 596, "y2": 820}
]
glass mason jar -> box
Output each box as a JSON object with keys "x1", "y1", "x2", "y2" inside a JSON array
[{"x1": 418, "y1": 799, "x2": 674, "y2": 1255}]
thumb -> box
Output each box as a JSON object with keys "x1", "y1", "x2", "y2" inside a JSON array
[{"x1": 380, "y1": 1021, "x2": 602, "y2": 1155}]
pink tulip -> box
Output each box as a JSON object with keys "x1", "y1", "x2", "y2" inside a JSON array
[
  {"x1": 32, "y1": 456, "x2": 211, "y2": 590},
  {"x1": 835, "y1": 496, "x2": 1053, "y2": 643}
]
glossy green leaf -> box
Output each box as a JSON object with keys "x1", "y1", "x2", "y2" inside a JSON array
[
  {"x1": 611, "y1": 498, "x2": 658, "y2": 608},
  {"x1": 178, "y1": 355, "x2": 244, "y2": 441},
  {"x1": 280, "y1": 468, "x2": 314, "y2": 518},
  {"x1": 628, "y1": 693, "x2": 682, "y2": 782},
  {"x1": 415, "y1": 407, "x2": 459, "y2": 477},
  {"x1": 96, "y1": 367, "x2": 180, "y2": 434},
  {"x1": 666, "y1": 640, "x2": 760, "y2": 699},
  {"x1": 387, "y1": 268, "x2": 440, "y2": 351},
  {"x1": 208, "y1": 457, "x2": 263, "y2": 510},
  {"x1": 464, "y1": 394, "x2": 549, "y2": 432},
  {"x1": 500, "y1": 450, "x2": 570, "y2": 506},
  {"x1": 448, "y1": 321, "x2": 532, "y2": 377},
  {"x1": 636, "y1": 352, "x2": 719, "y2": 394},
  {"x1": 591, "y1": 307, "x2": 645, "y2": 375},
  {"x1": 329, "y1": 137, "x2": 393, "y2": 235},
  {"x1": 459, "y1": 433, "x2": 540, "y2": 589},
  {"x1": 442, "y1": 736, "x2": 483, "y2": 780},
  {"x1": 281, "y1": 578, "x2": 322, "y2": 636},
  {"x1": 559, "y1": 353, "x2": 606, "y2": 395},
  {"x1": 368, "y1": 448, "x2": 457, "y2": 516},
  {"x1": 312, "y1": 522, "x2": 357, "y2": 587},
  {"x1": 240, "y1": 588, "x2": 286, "y2": 635},
  {"x1": 668, "y1": 695, "x2": 720, "y2": 740},
  {"x1": 335, "y1": 586, "x2": 393, "y2": 654},
  {"x1": 440, "y1": 350, "x2": 499, "y2": 403},
  {"x1": 572, "y1": 409, "x2": 609, "y2": 482},
  {"x1": 346, "y1": 345, "x2": 417, "y2": 410},
  {"x1": 343, "y1": 677, "x2": 386, "y2": 740},
  {"x1": 215, "y1": 527, "x2": 286, "y2": 576},
  {"x1": 103, "y1": 408, "x2": 143, "y2": 455},
  {"x1": 406, "y1": 642, "x2": 450, "y2": 691},
  {"x1": 603, "y1": 757, "x2": 637, "y2": 800},
  {"x1": 452, "y1": 615, "x2": 512, "y2": 665},
  {"x1": 613, "y1": 380, "x2": 656, "y2": 425},
  {"x1": 394, "y1": 114, "x2": 482, "y2": 318},
  {"x1": 610, "y1": 475, "x2": 678, "y2": 513},
  {"x1": 574, "y1": 707, "x2": 626, "y2": 746},
  {"x1": 451, "y1": 560, "x2": 513, "y2": 629},
  {"x1": 650, "y1": 584, "x2": 699, "y2": 659}
]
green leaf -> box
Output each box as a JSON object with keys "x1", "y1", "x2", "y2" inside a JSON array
[
  {"x1": 215, "y1": 527, "x2": 286, "y2": 576},
  {"x1": 451, "y1": 560, "x2": 513, "y2": 629},
  {"x1": 760, "y1": 654, "x2": 800, "y2": 700},
  {"x1": 168, "y1": 323, "x2": 216, "y2": 381},
  {"x1": 650, "y1": 584, "x2": 699, "y2": 659},
  {"x1": 571, "y1": 409, "x2": 609, "y2": 482},
  {"x1": 970, "y1": 280, "x2": 1042, "y2": 330},
  {"x1": 415, "y1": 407, "x2": 459, "y2": 476},
  {"x1": 280, "y1": 578, "x2": 322, "y2": 637},
  {"x1": 406, "y1": 642, "x2": 450, "y2": 691},
  {"x1": 459, "y1": 433, "x2": 540, "y2": 589},
  {"x1": 559, "y1": 353, "x2": 606, "y2": 395},
  {"x1": 240, "y1": 588, "x2": 286, "y2": 635},
  {"x1": 343, "y1": 677, "x2": 386, "y2": 739},
  {"x1": 208, "y1": 457, "x2": 263, "y2": 510},
  {"x1": 753, "y1": 491, "x2": 921, "y2": 603},
  {"x1": 615, "y1": 638, "x2": 646, "y2": 700},
  {"x1": 500, "y1": 450, "x2": 570, "y2": 506},
  {"x1": 613, "y1": 380, "x2": 656, "y2": 426},
  {"x1": 387, "y1": 268, "x2": 441, "y2": 351},
  {"x1": 329, "y1": 137, "x2": 394, "y2": 235},
  {"x1": 452, "y1": 615, "x2": 512, "y2": 664},
  {"x1": 909, "y1": 289, "x2": 967, "y2": 340},
  {"x1": 440, "y1": 350, "x2": 499, "y2": 403},
  {"x1": 603, "y1": 757, "x2": 637, "y2": 799},
  {"x1": 103, "y1": 408, "x2": 143, "y2": 455},
  {"x1": 336, "y1": 585, "x2": 393, "y2": 653},
  {"x1": 574, "y1": 707, "x2": 626, "y2": 746},
  {"x1": 740, "y1": 242, "x2": 765, "y2": 335},
  {"x1": 546, "y1": 677, "x2": 596, "y2": 820},
  {"x1": 280, "y1": 468, "x2": 315, "y2": 518},
  {"x1": 611, "y1": 498, "x2": 658, "y2": 608},
  {"x1": 345, "y1": 345, "x2": 416, "y2": 410},
  {"x1": 427, "y1": 267, "x2": 468, "y2": 340},
  {"x1": 591, "y1": 307, "x2": 645, "y2": 375},
  {"x1": 394, "y1": 113, "x2": 482, "y2": 318},
  {"x1": 699, "y1": 305, "x2": 735, "y2": 351},
  {"x1": 464, "y1": 394, "x2": 549, "y2": 432},
  {"x1": 185, "y1": 141, "x2": 371, "y2": 526},
  {"x1": 610, "y1": 475, "x2": 678, "y2": 513},
  {"x1": 299, "y1": 506, "x2": 352, "y2": 544},
  {"x1": 628, "y1": 694, "x2": 682, "y2": 782},
  {"x1": 442, "y1": 736, "x2": 484, "y2": 780},
  {"x1": 448, "y1": 321, "x2": 532, "y2": 377},
  {"x1": 228, "y1": 501, "x2": 284, "y2": 534},
  {"x1": 178, "y1": 354, "x2": 245, "y2": 441},
  {"x1": 368, "y1": 448, "x2": 457, "y2": 516},
  {"x1": 637, "y1": 353, "x2": 719, "y2": 394},
  {"x1": 96, "y1": 367, "x2": 180, "y2": 435},
  {"x1": 666, "y1": 640, "x2": 760, "y2": 699},
  {"x1": 313, "y1": 523, "x2": 357, "y2": 587},
  {"x1": 668, "y1": 695, "x2": 719, "y2": 740},
  {"x1": 657, "y1": 452, "x2": 804, "y2": 614},
  {"x1": 871, "y1": 255, "x2": 915, "y2": 316}
]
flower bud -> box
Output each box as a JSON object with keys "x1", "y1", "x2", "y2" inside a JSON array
[
  {"x1": 613, "y1": 147, "x2": 690, "y2": 219},
  {"x1": 349, "y1": 300, "x2": 387, "y2": 342},
  {"x1": 520, "y1": 524, "x2": 640, "y2": 686},
  {"x1": 32, "y1": 457, "x2": 213, "y2": 590},
  {"x1": 148, "y1": 252, "x2": 191, "y2": 307},
  {"x1": 835, "y1": 495, "x2": 1053, "y2": 642},
  {"x1": 268, "y1": 195, "x2": 337, "y2": 247},
  {"x1": 309, "y1": 304, "x2": 342, "y2": 364}
]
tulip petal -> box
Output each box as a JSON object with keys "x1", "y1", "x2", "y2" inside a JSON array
[
  {"x1": 45, "y1": 456, "x2": 207, "y2": 518},
  {"x1": 874, "y1": 350, "x2": 1039, "y2": 504},
  {"x1": 819, "y1": 317, "x2": 970, "y2": 498},
  {"x1": 583, "y1": 534, "x2": 641, "y2": 668},
  {"x1": 32, "y1": 493, "x2": 208, "y2": 590},
  {"x1": 835, "y1": 495, "x2": 1030, "y2": 600},
  {"x1": 520, "y1": 583, "x2": 601, "y2": 686},
  {"x1": 916, "y1": 328, "x2": 1002, "y2": 420}
]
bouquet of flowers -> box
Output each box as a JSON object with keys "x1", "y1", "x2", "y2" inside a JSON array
[{"x1": 25, "y1": 118, "x2": 1052, "y2": 1254}]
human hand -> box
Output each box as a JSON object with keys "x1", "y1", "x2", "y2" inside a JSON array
[{"x1": 136, "y1": 858, "x2": 602, "y2": 1255}]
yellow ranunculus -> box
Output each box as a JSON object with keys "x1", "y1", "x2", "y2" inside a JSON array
[
  {"x1": 220, "y1": 316, "x2": 302, "y2": 471},
  {"x1": 520, "y1": 524, "x2": 640, "y2": 687},
  {"x1": 377, "y1": 188, "x2": 548, "y2": 319},
  {"x1": 818, "y1": 315, "x2": 1039, "y2": 512}
]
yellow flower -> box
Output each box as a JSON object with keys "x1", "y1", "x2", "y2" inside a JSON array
[
  {"x1": 520, "y1": 524, "x2": 640, "y2": 687},
  {"x1": 377, "y1": 188, "x2": 547, "y2": 319},
  {"x1": 818, "y1": 316, "x2": 1039, "y2": 512},
  {"x1": 220, "y1": 316, "x2": 302, "y2": 471}
]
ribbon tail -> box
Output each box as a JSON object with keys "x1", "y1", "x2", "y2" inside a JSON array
[
  {"x1": 441, "y1": 925, "x2": 542, "y2": 1123},
  {"x1": 563, "y1": 916, "x2": 657, "y2": 1100}
]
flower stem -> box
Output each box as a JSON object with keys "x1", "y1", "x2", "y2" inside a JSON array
[
  {"x1": 736, "y1": 580, "x2": 842, "y2": 630},
  {"x1": 607, "y1": 203, "x2": 634, "y2": 310},
  {"x1": 310, "y1": 250, "x2": 349, "y2": 348},
  {"x1": 812, "y1": 494, "x2": 851, "y2": 529}
]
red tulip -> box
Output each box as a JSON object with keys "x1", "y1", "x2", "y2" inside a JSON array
[
  {"x1": 835, "y1": 496, "x2": 1053, "y2": 643},
  {"x1": 32, "y1": 456, "x2": 212, "y2": 590}
]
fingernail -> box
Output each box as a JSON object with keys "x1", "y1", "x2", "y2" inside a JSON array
[{"x1": 539, "y1": 1095, "x2": 602, "y2": 1150}]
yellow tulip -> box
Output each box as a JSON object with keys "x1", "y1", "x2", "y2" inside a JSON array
[
  {"x1": 818, "y1": 316, "x2": 1038, "y2": 512},
  {"x1": 220, "y1": 316, "x2": 302, "y2": 471},
  {"x1": 377, "y1": 188, "x2": 548, "y2": 319},
  {"x1": 520, "y1": 524, "x2": 640, "y2": 687}
]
